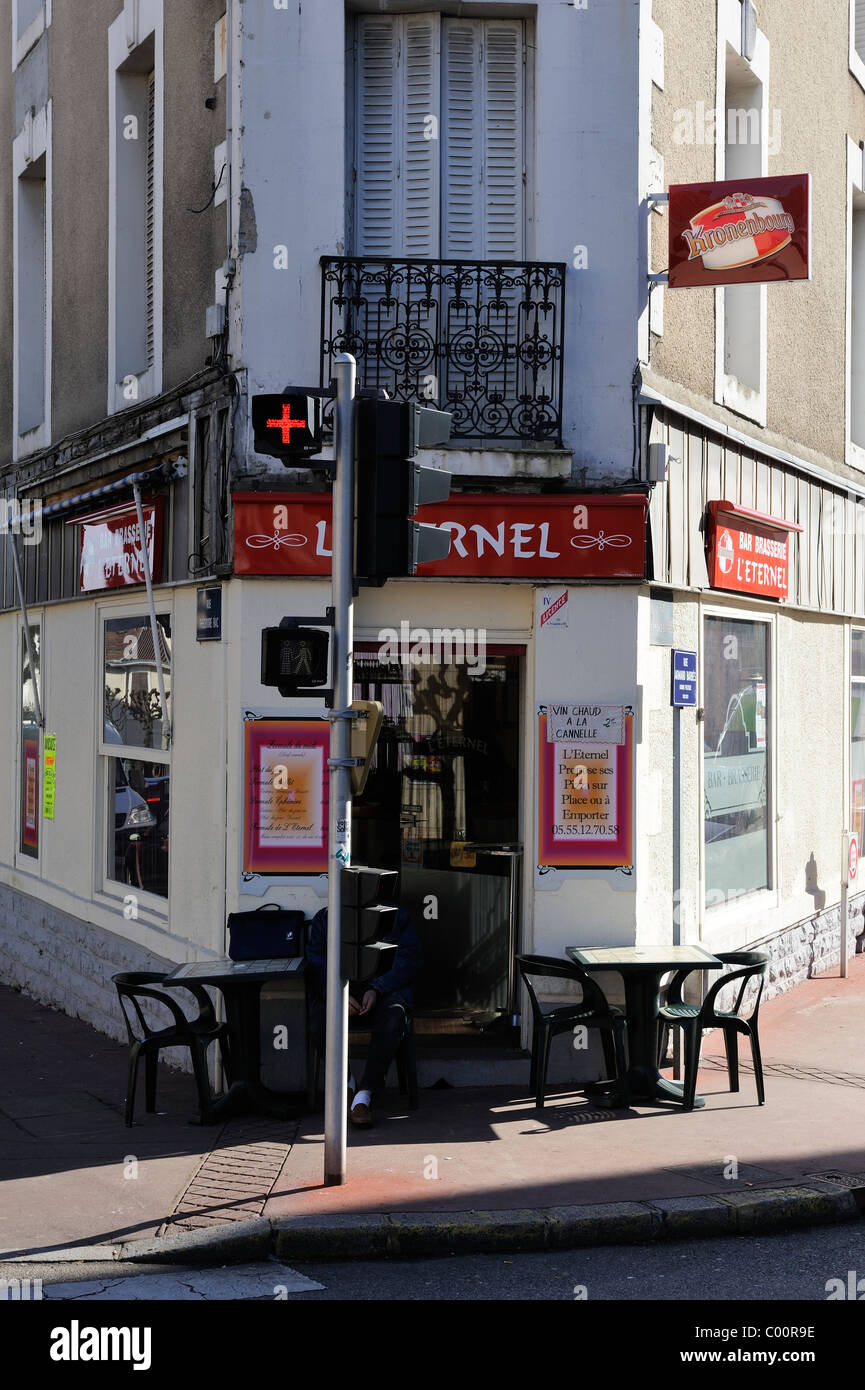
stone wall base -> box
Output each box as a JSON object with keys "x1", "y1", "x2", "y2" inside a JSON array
[
  {"x1": 0, "y1": 883, "x2": 189, "y2": 1068},
  {"x1": 757, "y1": 892, "x2": 865, "y2": 999}
]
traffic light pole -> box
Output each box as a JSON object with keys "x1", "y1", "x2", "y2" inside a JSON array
[{"x1": 324, "y1": 353, "x2": 356, "y2": 1186}]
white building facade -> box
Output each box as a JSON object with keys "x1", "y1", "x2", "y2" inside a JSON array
[{"x1": 1, "y1": 0, "x2": 863, "y2": 1081}]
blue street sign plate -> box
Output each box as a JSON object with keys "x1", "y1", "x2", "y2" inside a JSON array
[{"x1": 672, "y1": 648, "x2": 697, "y2": 706}]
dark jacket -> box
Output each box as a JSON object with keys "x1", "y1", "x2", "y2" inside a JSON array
[{"x1": 306, "y1": 905, "x2": 423, "y2": 1011}]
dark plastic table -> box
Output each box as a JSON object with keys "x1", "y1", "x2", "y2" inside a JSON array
[
  {"x1": 163, "y1": 957, "x2": 307, "y2": 1124},
  {"x1": 566, "y1": 945, "x2": 723, "y2": 1108}
]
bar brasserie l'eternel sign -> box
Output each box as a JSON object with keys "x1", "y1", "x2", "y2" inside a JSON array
[
  {"x1": 233, "y1": 493, "x2": 648, "y2": 580},
  {"x1": 707, "y1": 500, "x2": 803, "y2": 600}
]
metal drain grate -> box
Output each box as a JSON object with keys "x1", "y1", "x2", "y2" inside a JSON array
[
  {"x1": 161, "y1": 1117, "x2": 298, "y2": 1233},
  {"x1": 805, "y1": 1170, "x2": 865, "y2": 1189}
]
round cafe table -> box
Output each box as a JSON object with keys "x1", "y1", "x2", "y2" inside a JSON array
[{"x1": 565, "y1": 945, "x2": 724, "y2": 1108}]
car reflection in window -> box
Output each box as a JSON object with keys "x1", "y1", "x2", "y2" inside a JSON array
[
  {"x1": 704, "y1": 683, "x2": 767, "y2": 844},
  {"x1": 106, "y1": 719, "x2": 169, "y2": 897}
]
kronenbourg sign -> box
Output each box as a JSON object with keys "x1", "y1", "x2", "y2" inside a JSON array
[{"x1": 668, "y1": 174, "x2": 811, "y2": 289}]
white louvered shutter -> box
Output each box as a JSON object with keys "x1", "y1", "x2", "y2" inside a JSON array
[
  {"x1": 403, "y1": 15, "x2": 440, "y2": 257},
  {"x1": 483, "y1": 22, "x2": 524, "y2": 259},
  {"x1": 442, "y1": 19, "x2": 524, "y2": 258},
  {"x1": 441, "y1": 21, "x2": 478, "y2": 258},
  {"x1": 857, "y1": 1, "x2": 865, "y2": 59},
  {"x1": 356, "y1": 18, "x2": 399, "y2": 255},
  {"x1": 356, "y1": 14, "x2": 440, "y2": 256}
]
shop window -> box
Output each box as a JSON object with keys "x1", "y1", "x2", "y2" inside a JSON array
[
  {"x1": 102, "y1": 614, "x2": 171, "y2": 900},
  {"x1": 703, "y1": 615, "x2": 770, "y2": 904},
  {"x1": 851, "y1": 630, "x2": 865, "y2": 854}
]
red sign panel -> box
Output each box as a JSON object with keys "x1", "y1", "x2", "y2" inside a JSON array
[
  {"x1": 707, "y1": 501, "x2": 802, "y2": 600},
  {"x1": 70, "y1": 499, "x2": 164, "y2": 592},
  {"x1": 668, "y1": 174, "x2": 810, "y2": 289},
  {"x1": 233, "y1": 493, "x2": 648, "y2": 580}
]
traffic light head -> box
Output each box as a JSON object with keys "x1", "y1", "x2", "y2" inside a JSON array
[
  {"x1": 339, "y1": 865, "x2": 399, "y2": 980},
  {"x1": 252, "y1": 393, "x2": 324, "y2": 461},
  {"x1": 355, "y1": 399, "x2": 453, "y2": 582}
]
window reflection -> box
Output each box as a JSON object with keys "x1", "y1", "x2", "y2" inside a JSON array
[
  {"x1": 108, "y1": 756, "x2": 169, "y2": 898},
  {"x1": 704, "y1": 616, "x2": 770, "y2": 902},
  {"x1": 104, "y1": 615, "x2": 171, "y2": 751}
]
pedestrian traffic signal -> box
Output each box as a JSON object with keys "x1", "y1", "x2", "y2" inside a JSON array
[
  {"x1": 340, "y1": 865, "x2": 398, "y2": 980},
  {"x1": 355, "y1": 399, "x2": 453, "y2": 582},
  {"x1": 261, "y1": 622, "x2": 330, "y2": 696},
  {"x1": 252, "y1": 393, "x2": 324, "y2": 461}
]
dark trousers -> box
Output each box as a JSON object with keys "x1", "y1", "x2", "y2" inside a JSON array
[{"x1": 309, "y1": 994, "x2": 408, "y2": 1096}]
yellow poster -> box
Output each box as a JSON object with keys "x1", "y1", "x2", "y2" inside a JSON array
[{"x1": 43, "y1": 735, "x2": 57, "y2": 820}]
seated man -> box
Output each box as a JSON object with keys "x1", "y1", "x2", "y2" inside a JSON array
[{"x1": 306, "y1": 903, "x2": 423, "y2": 1127}]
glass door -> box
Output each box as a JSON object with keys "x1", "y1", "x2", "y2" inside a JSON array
[{"x1": 352, "y1": 645, "x2": 522, "y2": 1035}]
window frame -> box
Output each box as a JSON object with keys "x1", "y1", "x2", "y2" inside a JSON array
[
  {"x1": 851, "y1": 0, "x2": 865, "y2": 95},
  {"x1": 713, "y1": 0, "x2": 768, "y2": 428},
  {"x1": 107, "y1": 0, "x2": 164, "y2": 415},
  {"x1": 699, "y1": 602, "x2": 777, "y2": 925},
  {"x1": 12, "y1": 0, "x2": 51, "y2": 71},
  {"x1": 850, "y1": 627, "x2": 865, "y2": 855},
  {"x1": 12, "y1": 100, "x2": 52, "y2": 459},
  {"x1": 846, "y1": 137, "x2": 865, "y2": 468},
  {"x1": 98, "y1": 602, "x2": 171, "y2": 910},
  {"x1": 346, "y1": 10, "x2": 534, "y2": 261}
]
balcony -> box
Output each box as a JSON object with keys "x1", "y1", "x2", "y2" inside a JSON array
[{"x1": 320, "y1": 257, "x2": 566, "y2": 448}]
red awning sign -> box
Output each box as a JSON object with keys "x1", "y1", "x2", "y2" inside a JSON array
[
  {"x1": 233, "y1": 493, "x2": 649, "y2": 580},
  {"x1": 68, "y1": 499, "x2": 164, "y2": 592},
  {"x1": 706, "y1": 500, "x2": 802, "y2": 600}
]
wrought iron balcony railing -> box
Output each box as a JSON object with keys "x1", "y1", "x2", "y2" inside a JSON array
[{"x1": 320, "y1": 257, "x2": 566, "y2": 447}]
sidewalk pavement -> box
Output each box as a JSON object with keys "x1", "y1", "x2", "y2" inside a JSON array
[{"x1": 1, "y1": 958, "x2": 864, "y2": 1265}]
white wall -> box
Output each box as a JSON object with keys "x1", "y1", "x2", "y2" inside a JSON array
[
  {"x1": 234, "y1": 0, "x2": 645, "y2": 483},
  {"x1": 530, "y1": 584, "x2": 641, "y2": 955},
  {"x1": 0, "y1": 584, "x2": 229, "y2": 965}
]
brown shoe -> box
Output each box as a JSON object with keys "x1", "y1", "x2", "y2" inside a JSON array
[{"x1": 349, "y1": 1102, "x2": 372, "y2": 1127}]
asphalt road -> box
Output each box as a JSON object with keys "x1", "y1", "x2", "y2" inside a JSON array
[{"x1": 4, "y1": 1218, "x2": 864, "y2": 1302}]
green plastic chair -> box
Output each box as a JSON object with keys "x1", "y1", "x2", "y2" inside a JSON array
[
  {"x1": 517, "y1": 954, "x2": 630, "y2": 1109},
  {"x1": 113, "y1": 971, "x2": 232, "y2": 1126},
  {"x1": 658, "y1": 950, "x2": 768, "y2": 1110}
]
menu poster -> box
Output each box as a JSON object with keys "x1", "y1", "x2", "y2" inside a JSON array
[
  {"x1": 242, "y1": 719, "x2": 329, "y2": 875},
  {"x1": 537, "y1": 710, "x2": 634, "y2": 868}
]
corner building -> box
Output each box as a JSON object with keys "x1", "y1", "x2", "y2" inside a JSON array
[{"x1": 0, "y1": 0, "x2": 862, "y2": 1085}]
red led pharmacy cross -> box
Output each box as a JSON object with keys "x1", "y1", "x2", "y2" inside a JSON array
[{"x1": 266, "y1": 404, "x2": 307, "y2": 444}]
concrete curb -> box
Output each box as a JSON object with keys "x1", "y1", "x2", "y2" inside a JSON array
[{"x1": 13, "y1": 1181, "x2": 861, "y2": 1266}]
